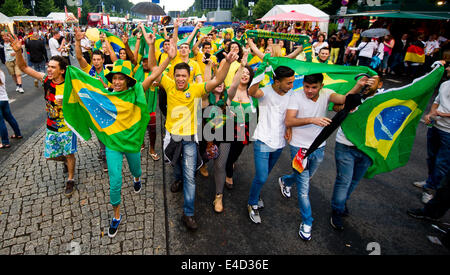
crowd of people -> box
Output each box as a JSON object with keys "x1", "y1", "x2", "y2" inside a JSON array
[{"x1": 0, "y1": 19, "x2": 449, "y2": 248}]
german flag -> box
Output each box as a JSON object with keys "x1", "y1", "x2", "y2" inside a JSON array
[{"x1": 404, "y1": 42, "x2": 425, "y2": 63}]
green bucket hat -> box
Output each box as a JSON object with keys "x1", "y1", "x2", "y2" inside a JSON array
[{"x1": 105, "y1": 60, "x2": 137, "y2": 87}]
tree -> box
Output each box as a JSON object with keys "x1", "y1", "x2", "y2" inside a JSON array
[
  {"x1": 36, "y1": 0, "x2": 60, "y2": 17},
  {"x1": 0, "y1": 0, "x2": 29, "y2": 16},
  {"x1": 253, "y1": 0, "x2": 273, "y2": 20},
  {"x1": 287, "y1": 0, "x2": 332, "y2": 11},
  {"x1": 232, "y1": 0, "x2": 248, "y2": 21}
]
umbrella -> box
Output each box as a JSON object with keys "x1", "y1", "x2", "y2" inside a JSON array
[
  {"x1": 130, "y1": 2, "x2": 166, "y2": 16},
  {"x1": 361, "y1": 28, "x2": 390, "y2": 38},
  {"x1": 259, "y1": 10, "x2": 327, "y2": 22},
  {"x1": 293, "y1": 74, "x2": 372, "y2": 173}
]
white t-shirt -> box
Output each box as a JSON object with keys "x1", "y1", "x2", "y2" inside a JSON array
[
  {"x1": 356, "y1": 41, "x2": 378, "y2": 58},
  {"x1": 425, "y1": 40, "x2": 440, "y2": 56},
  {"x1": 81, "y1": 37, "x2": 91, "y2": 53},
  {"x1": 287, "y1": 88, "x2": 335, "y2": 149},
  {"x1": 49, "y1": 37, "x2": 61, "y2": 57},
  {"x1": 0, "y1": 71, "x2": 8, "y2": 101},
  {"x1": 376, "y1": 42, "x2": 384, "y2": 60},
  {"x1": 252, "y1": 85, "x2": 292, "y2": 149},
  {"x1": 434, "y1": 80, "x2": 450, "y2": 133},
  {"x1": 4, "y1": 43, "x2": 15, "y2": 62}
]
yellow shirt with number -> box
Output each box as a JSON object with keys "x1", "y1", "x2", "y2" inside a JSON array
[
  {"x1": 167, "y1": 56, "x2": 202, "y2": 83},
  {"x1": 160, "y1": 74, "x2": 207, "y2": 136}
]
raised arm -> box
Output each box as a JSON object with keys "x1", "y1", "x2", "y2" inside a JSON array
[
  {"x1": 121, "y1": 34, "x2": 136, "y2": 66},
  {"x1": 247, "y1": 38, "x2": 265, "y2": 61},
  {"x1": 205, "y1": 51, "x2": 239, "y2": 92},
  {"x1": 286, "y1": 45, "x2": 304, "y2": 59},
  {"x1": 172, "y1": 18, "x2": 180, "y2": 46},
  {"x1": 142, "y1": 38, "x2": 177, "y2": 91},
  {"x1": 75, "y1": 28, "x2": 89, "y2": 69},
  {"x1": 186, "y1": 23, "x2": 202, "y2": 47},
  {"x1": 9, "y1": 34, "x2": 44, "y2": 81},
  {"x1": 329, "y1": 76, "x2": 375, "y2": 105},
  {"x1": 227, "y1": 50, "x2": 249, "y2": 100}
]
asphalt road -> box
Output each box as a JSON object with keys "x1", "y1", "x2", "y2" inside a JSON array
[{"x1": 0, "y1": 54, "x2": 448, "y2": 255}]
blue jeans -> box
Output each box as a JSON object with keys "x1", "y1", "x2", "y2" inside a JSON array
[
  {"x1": 281, "y1": 145, "x2": 324, "y2": 226},
  {"x1": 389, "y1": 52, "x2": 404, "y2": 72},
  {"x1": 331, "y1": 142, "x2": 372, "y2": 214},
  {"x1": 381, "y1": 52, "x2": 390, "y2": 70},
  {"x1": 173, "y1": 141, "x2": 198, "y2": 216},
  {"x1": 248, "y1": 140, "x2": 284, "y2": 206},
  {"x1": 0, "y1": 100, "x2": 21, "y2": 145},
  {"x1": 425, "y1": 126, "x2": 450, "y2": 190},
  {"x1": 31, "y1": 61, "x2": 46, "y2": 73}
]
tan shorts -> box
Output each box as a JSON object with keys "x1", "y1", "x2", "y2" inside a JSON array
[{"x1": 5, "y1": 60, "x2": 22, "y2": 76}]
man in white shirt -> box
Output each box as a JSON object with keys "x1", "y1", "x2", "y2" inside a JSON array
[
  {"x1": 80, "y1": 34, "x2": 92, "y2": 64},
  {"x1": 49, "y1": 31, "x2": 62, "y2": 57},
  {"x1": 329, "y1": 75, "x2": 382, "y2": 231},
  {"x1": 424, "y1": 34, "x2": 441, "y2": 71},
  {"x1": 278, "y1": 73, "x2": 372, "y2": 241},
  {"x1": 413, "y1": 64, "x2": 450, "y2": 204},
  {"x1": 1, "y1": 32, "x2": 24, "y2": 93},
  {"x1": 246, "y1": 66, "x2": 295, "y2": 225}
]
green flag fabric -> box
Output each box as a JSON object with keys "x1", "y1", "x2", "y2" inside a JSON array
[
  {"x1": 63, "y1": 66, "x2": 150, "y2": 153},
  {"x1": 252, "y1": 55, "x2": 377, "y2": 95},
  {"x1": 341, "y1": 64, "x2": 445, "y2": 178}
]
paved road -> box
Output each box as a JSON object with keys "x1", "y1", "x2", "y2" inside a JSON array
[{"x1": 0, "y1": 56, "x2": 448, "y2": 255}]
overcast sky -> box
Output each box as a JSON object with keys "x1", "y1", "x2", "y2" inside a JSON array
[{"x1": 130, "y1": 0, "x2": 195, "y2": 12}]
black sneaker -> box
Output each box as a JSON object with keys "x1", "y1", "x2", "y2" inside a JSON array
[
  {"x1": 170, "y1": 180, "x2": 183, "y2": 193},
  {"x1": 330, "y1": 211, "x2": 344, "y2": 231},
  {"x1": 182, "y1": 214, "x2": 198, "y2": 231},
  {"x1": 64, "y1": 180, "x2": 75, "y2": 198},
  {"x1": 108, "y1": 215, "x2": 122, "y2": 238},
  {"x1": 133, "y1": 177, "x2": 142, "y2": 193},
  {"x1": 407, "y1": 208, "x2": 438, "y2": 221}
]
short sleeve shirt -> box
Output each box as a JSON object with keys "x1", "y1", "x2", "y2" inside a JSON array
[
  {"x1": 167, "y1": 57, "x2": 202, "y2": 83},
  {"x1": 43, "y1": 75, "x2": 70, "y2": 132},
  {"x1": 160, "y1": 74, "x2": 207, "y2": 136}
]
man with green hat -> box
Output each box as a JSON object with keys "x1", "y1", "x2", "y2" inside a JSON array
[{"x1": 104, "y1": 37, "x2": 176, "y2": 238}]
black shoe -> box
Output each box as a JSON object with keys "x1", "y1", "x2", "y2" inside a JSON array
[
  {"x1": 170, "y1": 180, "x2": 182, "y2": 193},
  {"x1": 407, "y1": 208, "x2": 438, "y2": 221},
  {"x1": 64, "y1": 180, "x2": 75, "y2": 198},
  {"x1": 182, "y1": 214, "x2": 198, "y2": 231},
  {"x1": 102, "y1": 161, "x2": 108, "y2": 172},
  {"x1": 342, "y1": 204, "x2": 350, "y2": 217},
  {"x1": 330, "y1": 211, "x2": 344, "y2": 231}
]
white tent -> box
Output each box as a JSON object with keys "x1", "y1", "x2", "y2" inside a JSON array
[
  {"x1": 261, "y1": 4, "x2": 330, "y2": 34},
  {"x1": 47, "y1": 12, "x2": 76, "y2": 23},
  {"x1": 0, "y1": 12, "x2": 13, "y2": 24}
]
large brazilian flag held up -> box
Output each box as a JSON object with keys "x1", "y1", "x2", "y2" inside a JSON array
[
  {"x1": 341, "y1": 64, "x2": 445, "y2": 178},
  {"x1": 252, "y1": 55, "x2": 377, "y2": 97},
  {"x1": 63, "y1": 66, "x2": 150, "y2": 153}
]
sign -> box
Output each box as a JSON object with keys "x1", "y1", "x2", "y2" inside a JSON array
[
  {"x1": 341, "y1": 0, "x2": 349, "y2": 5},
  {"x1": 366, "y1": 0, "x2": 381, "y2": 6},
  {"x1": 249, "y1": 2, "x2": 254, "y2": 7},
  {"x1": 339, "y1": 6, "x2": 347, "y2": 15},
  {"x1": 78, "y1": 7, "x2": 81, "y2": 18},
  {"x1": 152, "y1": 0, "x2": 160, "y2": 3}
]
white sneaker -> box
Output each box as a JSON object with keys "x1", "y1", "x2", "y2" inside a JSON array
[
  {"x1": 248, "y1": 205, "x2": 261, "y2": 224},
  {"x1": 299, "y1": 223, "x2": 312, "y2": 241},
  {"x1": 413, "y1": 180, "x2": 427, "y2": 189},
  {"x1": 279, "y1": 177, "x2": 291, "y2": 198},
  {"x1": 18, "y1": 87, "x2": 24, "y2": 93},
  {"x1": 257, "y1": 197, "x2": 264, "y2": 209},
  {"x1": 422, "y1": 192, "x2": 433, "y2": 204}
]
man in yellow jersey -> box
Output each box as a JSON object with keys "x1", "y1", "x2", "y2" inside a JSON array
[
  {"x1": 312, "y1": 47, "x2": 333, "y2": 64},
  {"x1": 168, "y1": 43, "x2": 203, "y2": 83},
  {"x1": 161, "y1": 51, "x2": 239, "y2": 231},
  {"x1": 192, "y1": 37, "x2": 218, "y2": 77}
]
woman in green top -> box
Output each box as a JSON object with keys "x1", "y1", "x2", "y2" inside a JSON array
[{"x1": 224, "y1": 53, "x2": 256, "y2": 191}]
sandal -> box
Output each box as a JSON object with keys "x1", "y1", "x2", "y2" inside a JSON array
[
  {"x1": 0, "y1": 144, "x2": 11, "y2": 149},
  {"x1": 150, "y1": 152, "x2": 160, "y2": 161},
  {"x1": 225, "y1": 177, "x2": 234, "y2": 190},
  {"x1": 10, "y1": 135, "x2": 23, "y2": 139}
]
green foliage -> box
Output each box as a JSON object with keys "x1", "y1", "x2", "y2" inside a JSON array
[
  {"x1": 232, "y1": 0, "x2": 248, "y2": 21},
  {"x1": 35, "y1": 0, "x2": 60, "y2": 17},
  {"x1": 253, "y1": 0, "x2": 273, "y2": 20},
  {"x1": 0, "y1": 0, "x2": 29, "y2": 16}
]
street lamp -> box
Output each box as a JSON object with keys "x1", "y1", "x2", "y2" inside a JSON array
[
  {"x1": 31, "y1": 0, "x2": 35, "y2": 16},
  {"x1": 437, "y1": 1, "x2": 447, "y2": 6}
]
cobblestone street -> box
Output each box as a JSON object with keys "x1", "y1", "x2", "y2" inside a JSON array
[{"x1": 0, "y1": 111, "x2": 167, "y2": 255}]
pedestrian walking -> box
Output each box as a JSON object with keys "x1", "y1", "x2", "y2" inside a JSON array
[{"x1": 0, "y1": 68, "x2": 22, "y2": 149}]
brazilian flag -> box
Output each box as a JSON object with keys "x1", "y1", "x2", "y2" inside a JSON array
[
  {"x1": 63, "y1": 66, "x2": 150, "y2": 153},
  {"x1": 97, "y1": 29, "x2": 126, "y2": 60},
  {"x1": 341, "y1": 64, "x2": 445, "y2": 178},
  {"x1": 252, "y1": 55, "x2": 377, "y2": 96}
]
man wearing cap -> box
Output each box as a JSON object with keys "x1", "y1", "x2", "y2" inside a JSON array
[
  {"x1": 104, "y1": 38, "x2": 177, "y2": 237},
  {"x1": 160, "y1": 50, "x2": 239, "y2": 231}
]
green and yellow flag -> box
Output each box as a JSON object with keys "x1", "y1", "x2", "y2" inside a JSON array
[
  {"x1": 341, "y1": 64, "x2": 445, "y2": 178},
  {"x1": 63, "y1": 66, "x2": 150, "y2": 153},
  {"x1": 252, "y1": 55, "x2": 377, "y2": 95}
]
